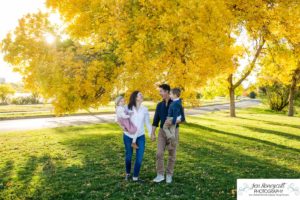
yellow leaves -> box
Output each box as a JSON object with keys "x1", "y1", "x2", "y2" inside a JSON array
[
  {"x1": 1, "y1": 12, "x2": 119, "y2": 114},
  {"x1": 3, "y1": 0, "x2": 299, "y2": 114},
  {"x1": 259, "y1": 41, "x2": 299, "y2": 86},
  {"x1": 45, "y1": 0, "x2": 237, "y2": 97}
]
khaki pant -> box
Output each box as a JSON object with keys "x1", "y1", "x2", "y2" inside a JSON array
[
  {"x1": 163, "y1": 117, "x2": 176, "y2": 140},
  {"x1": 156, "y1": 128, "x2": 179, "y2": 176}
]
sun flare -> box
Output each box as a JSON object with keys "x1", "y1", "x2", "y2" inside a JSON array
[{"x1": 45, "y1": 33, "x2": 55, "y2": 44}]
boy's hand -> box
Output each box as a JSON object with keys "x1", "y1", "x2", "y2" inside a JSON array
[{"x1": 164, "y1": 119, "x2": 172, "y2": 127}]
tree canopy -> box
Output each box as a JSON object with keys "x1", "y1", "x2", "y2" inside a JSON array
[{"x1": 1, "y1": 0, "x2": 300, "y2": 115}]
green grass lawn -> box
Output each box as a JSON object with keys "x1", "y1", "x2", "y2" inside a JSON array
[{"x1": 0, "y1": 107, "x2": 299, "y2": 199}]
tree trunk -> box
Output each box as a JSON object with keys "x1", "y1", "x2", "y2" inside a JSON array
[
  {"x1": 228, "y1": 74, "x2": 236, "y2": 117},
  {"x1": 288, "y1": 71, "x2": 298, "y2": 116},
  {"x1": 229, "y1": 87, "x2": 236, "y2": 117},
  {"x1": 226, "y1": 38, "x2": 265, "y2": 117}
]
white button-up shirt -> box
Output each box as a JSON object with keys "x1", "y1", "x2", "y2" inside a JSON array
[{"x1": 124, "y1": 105, "x2": 152, "y2": 138}]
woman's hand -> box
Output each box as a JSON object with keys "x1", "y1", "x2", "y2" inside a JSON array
[
  {"x1": 127, "y1": 110, "x2": 134, "y2": 115},
  {"x1": 151, "y1": 133, "x2": 156, "y2": 142}
]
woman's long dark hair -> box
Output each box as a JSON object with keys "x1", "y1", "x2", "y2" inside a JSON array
[{"x1": 128, "y1": 91, "x2": 140, "y2": 110}]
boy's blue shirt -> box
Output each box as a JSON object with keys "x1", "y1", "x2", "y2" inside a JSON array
[
  {"x1": 168, "y1": 99, "x2": 183, "y2": 125},
  {"x1": 152, "y1": 98, "x2": 185, "y2": 128}
]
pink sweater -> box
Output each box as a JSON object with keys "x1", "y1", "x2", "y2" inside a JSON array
[{"x1": 116, "y1": 106, "x2": 137, "y2": 134}]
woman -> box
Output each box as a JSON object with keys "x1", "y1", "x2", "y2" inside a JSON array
[{"x1": 123, "y1": 91, "x2": 152, "y2": 182}]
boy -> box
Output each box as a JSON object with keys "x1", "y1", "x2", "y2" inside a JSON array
[{"x1": 163, "y1": 88, "x2": 183, "y2": 147}]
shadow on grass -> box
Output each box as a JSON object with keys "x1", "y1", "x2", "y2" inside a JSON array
[
  {"x1": 238, "y1": 116, "x2": 300, "y2": 130},
  {"x1": 30, "y1": 123, "x2": 158, "y2": 199},
  {"x1": 0, "y1": 161, "x2": 14, "y2": 190},
  {"x1": 1, "y1": 122, "x2": 300, "y2": 200},
  {"x1": 178, "y1": 131, "x2": 300, "y2": 197},
  {"x1": 241, "y1": 125, "x2": 300, "y2": 141},
  {"x1": 186, "y1": 123, "x2": 300, "y2": 153},
  {"x1": 16, "y1": 156, "x2": 40, "y2": 194}
]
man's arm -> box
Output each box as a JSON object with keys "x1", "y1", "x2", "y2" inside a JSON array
[
  {"x1": 151, "y1": 103, "x2": 160, "y2": 141},
  {"x1": 152, "y1": 103, "x2": 160, "y2": 128},
  {"x1": 151, "y1": 126, "x2": 157, "y2": 141}
]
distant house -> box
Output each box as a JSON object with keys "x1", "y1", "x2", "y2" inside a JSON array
[{"x1": 0, "y1": 77, "x2": 5, "y2": 84}]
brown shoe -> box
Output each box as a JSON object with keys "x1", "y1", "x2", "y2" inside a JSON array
[{"x1": 131, "y1": 143, "x2": 139, "y2": 149}]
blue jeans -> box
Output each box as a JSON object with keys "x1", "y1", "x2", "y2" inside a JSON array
[{"x1": 123, "y1": 134, "x2": 145, "y2": 178}]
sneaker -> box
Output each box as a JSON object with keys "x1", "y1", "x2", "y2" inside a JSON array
[
  {"x1": 132, "y1": 177, "x2": 144, "y2": 183},
  {"x1": 166, "y1": 174, "x2": 173, "y2": 184},
  {"x1": 153, "y1": 174, "x2": 165, "y2": 183},
  {"x1": 125, "y1": 174, "x2": 131, "y2": 181}
]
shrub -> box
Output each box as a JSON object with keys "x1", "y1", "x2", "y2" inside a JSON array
[
  {"x1": 249, "y1": 91, "x2": 257, "y2": 99},
  {"x1": 266, "y1": 83, "x2": 289, "y2": 111},
  {"x1": 11, "y1": 95, "x2": 41, "y2": 105},
  {"x1": 0, "y1": 84, "x2": 15, "y2": 104}
]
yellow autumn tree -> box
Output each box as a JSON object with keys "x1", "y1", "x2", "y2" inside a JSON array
[
  {"x1": 273, "y1": 0, "x2": 300, "y2": 116},
  {"x1": 212, "y1": 0, "x2": 299, "y2": 117},
  {"x1": 46, "y1": 0, "x2": 236, "y2": 101},
  {"x1": 216, "y1": 0, "x2": 276, "y2": 117},
  {"x1": 3, "y1": 0, "x2": 298, "y2": 116},
  {"x1": 259, "y1": 1, "x2": 300, "y2": 116},
  {"x1": 1, "y1": 12, "x2": 119, "y2": 114}
]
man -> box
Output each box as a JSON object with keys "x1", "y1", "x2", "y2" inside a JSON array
[{"x1": 151, "y1": 84, "x2": 185, "y2": 184}]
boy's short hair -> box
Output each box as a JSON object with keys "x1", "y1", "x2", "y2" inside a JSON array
[
  {"x1": 171, "y1": 88, "x2": 181, "y2": 97},
  {"x1": 159, "y1": 84, "x2": 171, "y2": 93}
]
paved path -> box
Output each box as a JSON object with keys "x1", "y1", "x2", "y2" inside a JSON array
[{"x1": 0, "y1": 99, "x2": 260, "y2": 132}]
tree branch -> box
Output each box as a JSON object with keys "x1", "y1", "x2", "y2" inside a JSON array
[{"x1": 233, "y1": 38, "x2": 265, "y2": 89}]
